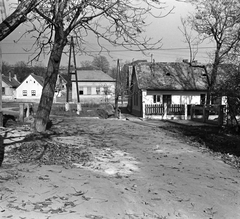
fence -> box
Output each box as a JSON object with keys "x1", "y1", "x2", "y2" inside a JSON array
[
  {"x1": 145, "y1": 104, "x2": 224, "y2": 126},
  {"x1": 145, "y1": 104, "x2": 164, "y2": 115},
  {"x1": 145, "y1": 104, "x2": 185, "y2": 116},
  {"x1": 191, "y1": 104, "x2": 224, "y2": 126}
]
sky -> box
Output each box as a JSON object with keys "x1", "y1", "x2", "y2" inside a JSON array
[{"x1": 1, "y1": 0, "x2": 214, "y2": 68}]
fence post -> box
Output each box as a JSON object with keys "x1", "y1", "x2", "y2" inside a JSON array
[
  {"x1": 218, "y1": 105, "x2": 224, "y2": 126},
  {"x1": 19, "y1": 103, "x2": 24, "y2": 122},
  {"x1": 203, "y1": 105, "x2": 207, "y2": 123},
  {"x1": 26, "y1": 103, "x2": 30, "y2": 118},
  {"x1": 184, "y1": 103, "x2": 187, "y2": 120},
  {"x1": 142, "y1": 90, "x2": 146, "y2": 120},
  {"x1": 163, "y1": 103, "x2": 167, "y2": 119}
]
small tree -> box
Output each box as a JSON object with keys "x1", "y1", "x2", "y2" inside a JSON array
[{"x1": 216, "y1": 64, "x2": 240, "y2": 128}]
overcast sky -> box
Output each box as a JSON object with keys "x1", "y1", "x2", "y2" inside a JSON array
[{"x1": 1, "y1": 0, "x2": 214, "y2": 67}]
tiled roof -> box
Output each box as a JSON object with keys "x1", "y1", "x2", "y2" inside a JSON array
[
  {"x1": 2, "y1": 75, "x2": 20, "y2": 88},
  {"x1": 73, "y1": 70, "x2": 115, "y2": 82},
  {"x1": 133, "y1": 62, "x2": 208, "y2": 91},
  {"x1": 30, "y1": 73, "x2": 44, "y2": 86}
]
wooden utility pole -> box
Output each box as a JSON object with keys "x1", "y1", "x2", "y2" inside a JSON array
[
  {"x1": 65, "y1": 38, "x2": 72, "y2": 111},
  {"x1": 66, "y1": 36, "x2": 81, "y2": 113},
  {"x1": 71, "y1": 36, "x2": 81, "y2": 114},
  {"x1": 115, "y1": 59, "x2": 120, "y2": 117}
]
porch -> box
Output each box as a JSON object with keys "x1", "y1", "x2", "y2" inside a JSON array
[{"x1": 144, "y1": 104, "x2": 225, "y2": 126}]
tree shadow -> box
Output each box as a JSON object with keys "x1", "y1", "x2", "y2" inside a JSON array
[{"x1": 159, "y1": 123, "x2": 240, "y2": 157}]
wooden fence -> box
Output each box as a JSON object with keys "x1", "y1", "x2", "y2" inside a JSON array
[
  {"x1": 145, "y1": 104, "x2": 185, "y2": 115},
  {"x1": 145, "y1": 104, "x2": 164, "y2": 115},
  {"x1": 145, "y1": 103, "x2": 225, "y2": 126}
]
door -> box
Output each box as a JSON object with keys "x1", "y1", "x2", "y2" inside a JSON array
[{"x1": 163, "y1": 95, "x2": 172, "y2": 114}]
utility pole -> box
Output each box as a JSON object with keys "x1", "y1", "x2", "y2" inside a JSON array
[
  {"x1": 65, "y1": 37, "x2": 72, "y2": 111},
  {"x1": 115, "y1": 59, "x2": 120, "y2": 117},
  {"x1": 0, "y1": 0, "x2": 7, "y2": 127},
  {"x1": 66, "y1": 36, "x2": 81, "y2": 114},
  {"x1": 71, "y1": 36, "x2": 81, "y2": 114}
]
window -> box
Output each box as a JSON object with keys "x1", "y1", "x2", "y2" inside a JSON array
[
  {"x1": 2, "y1": 87, "x2": 5, "y2": 95},
  {"x1": 87, "y1": 87, "x2": 91, "y2": 95},
  {"x1": 23, "y1": 90, "x2": 27, "y2": 96},
  {"x1": 79, "y1": 87, "x2": 83, "y2": 95},
  {"x1": 31, "y1": 90, "x2": 36, "y2": 96},
  {"x1": 153, "y1": 95, "x2": 161, "y2": 103},
  {"x1": 96, "y1": 86, "x2": 100, "y2": 95}
]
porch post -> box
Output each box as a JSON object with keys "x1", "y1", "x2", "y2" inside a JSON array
[
  {"x1": 163, "y1": 103, "x2": 167, "y2": 119},
  {"x1": 142, "y1": 90, "x2": 146, "y2": 120},
  {"x1": 184, "y1": 103, "x2": 188, "y2": 120}
]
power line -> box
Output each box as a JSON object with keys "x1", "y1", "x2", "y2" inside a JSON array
[{"x1": 1, "y1": 46, "x2": 216, "y2": 55}]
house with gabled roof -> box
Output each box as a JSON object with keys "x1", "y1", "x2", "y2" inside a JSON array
[
  {"x1": 2, "y1": 74, "x2": 20, "y2": 100},
  {"x1": 71, "y1": 70, "x2": 116, "y2": 103},
  {"x1": 128, "y1": 61, "x2": 209, "y2": 118},
  {"x1": 16, "y1": 73, "x2": 44, "y2": 100}
]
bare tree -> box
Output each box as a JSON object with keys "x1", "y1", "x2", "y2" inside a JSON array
[
  {"x1": 183, "y1": 0, "x2": 240, "y2": 105},
  {"x1": 12, "y1": 0, "x2": 170, "y2": 132},
  {"x1": 0, "y1": 0, "x2": 43, "y2": 41},
  {"x1": 179, "y1": 17, "x2": 200, "y2": 63}
]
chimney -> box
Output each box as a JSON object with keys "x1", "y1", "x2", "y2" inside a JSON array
[
  {"x1": 9, "y1": 72, "x2": 12, "y2": 81},
  {"x1": 128, "y1": 65, "x2": 133, "y2": 88},
  {"x1": 14, "y1": 74, "x2": 19, "y2": 82}
]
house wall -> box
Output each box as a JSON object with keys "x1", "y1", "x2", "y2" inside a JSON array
[
  {"x1": 146, "y1": 90, "x2": 207, "y2": 105},
  {"x1": 130, "y1": 73, "x2": 142, "y2": 117},
  {"x1": 72, "y1": 81, "x2": 116, "y2": 104},
  {"x1": 16, "y1": 75, "x2": 42, "y2": 100},
  {"x1": 2, "y1": 81, "x2": 14, "y2": 97}
]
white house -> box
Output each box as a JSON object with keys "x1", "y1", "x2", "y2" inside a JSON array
[
  {"x1": 2, "y1": 74, "x2": 20, "y2": 100},
  {"x1": 128, "y1": 61, "x2": 209, "y2": 119},
  {"x1": 71, "y1": 70, "x2": 116, "y2": 104},
  {"x1": 16, "y1": 73, "x2": 44, "y2": 100}
]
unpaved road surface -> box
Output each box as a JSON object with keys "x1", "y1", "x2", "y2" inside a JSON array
[{"x1": 1, "y1": 117, "x2": 240, "y2": 219}]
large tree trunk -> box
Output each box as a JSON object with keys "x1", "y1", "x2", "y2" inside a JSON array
[
  {"x1": 33, "y1": 35, "x2": 65, "y2": 132},
  {"x1": 0, "y1": 0, "x2": 41, "y2": 41}
]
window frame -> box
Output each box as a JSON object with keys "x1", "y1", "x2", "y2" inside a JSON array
[
  {"x1": 31, "y1": 90, "x2": 36, "y2": 96},
  {"x1": 22, "y1": 90, "x2": 27, "y2": 96}
]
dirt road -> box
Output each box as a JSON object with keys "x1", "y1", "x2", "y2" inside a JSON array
[{"x1": 1, "y1": 118, "x2": 239, "y2": 219}]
